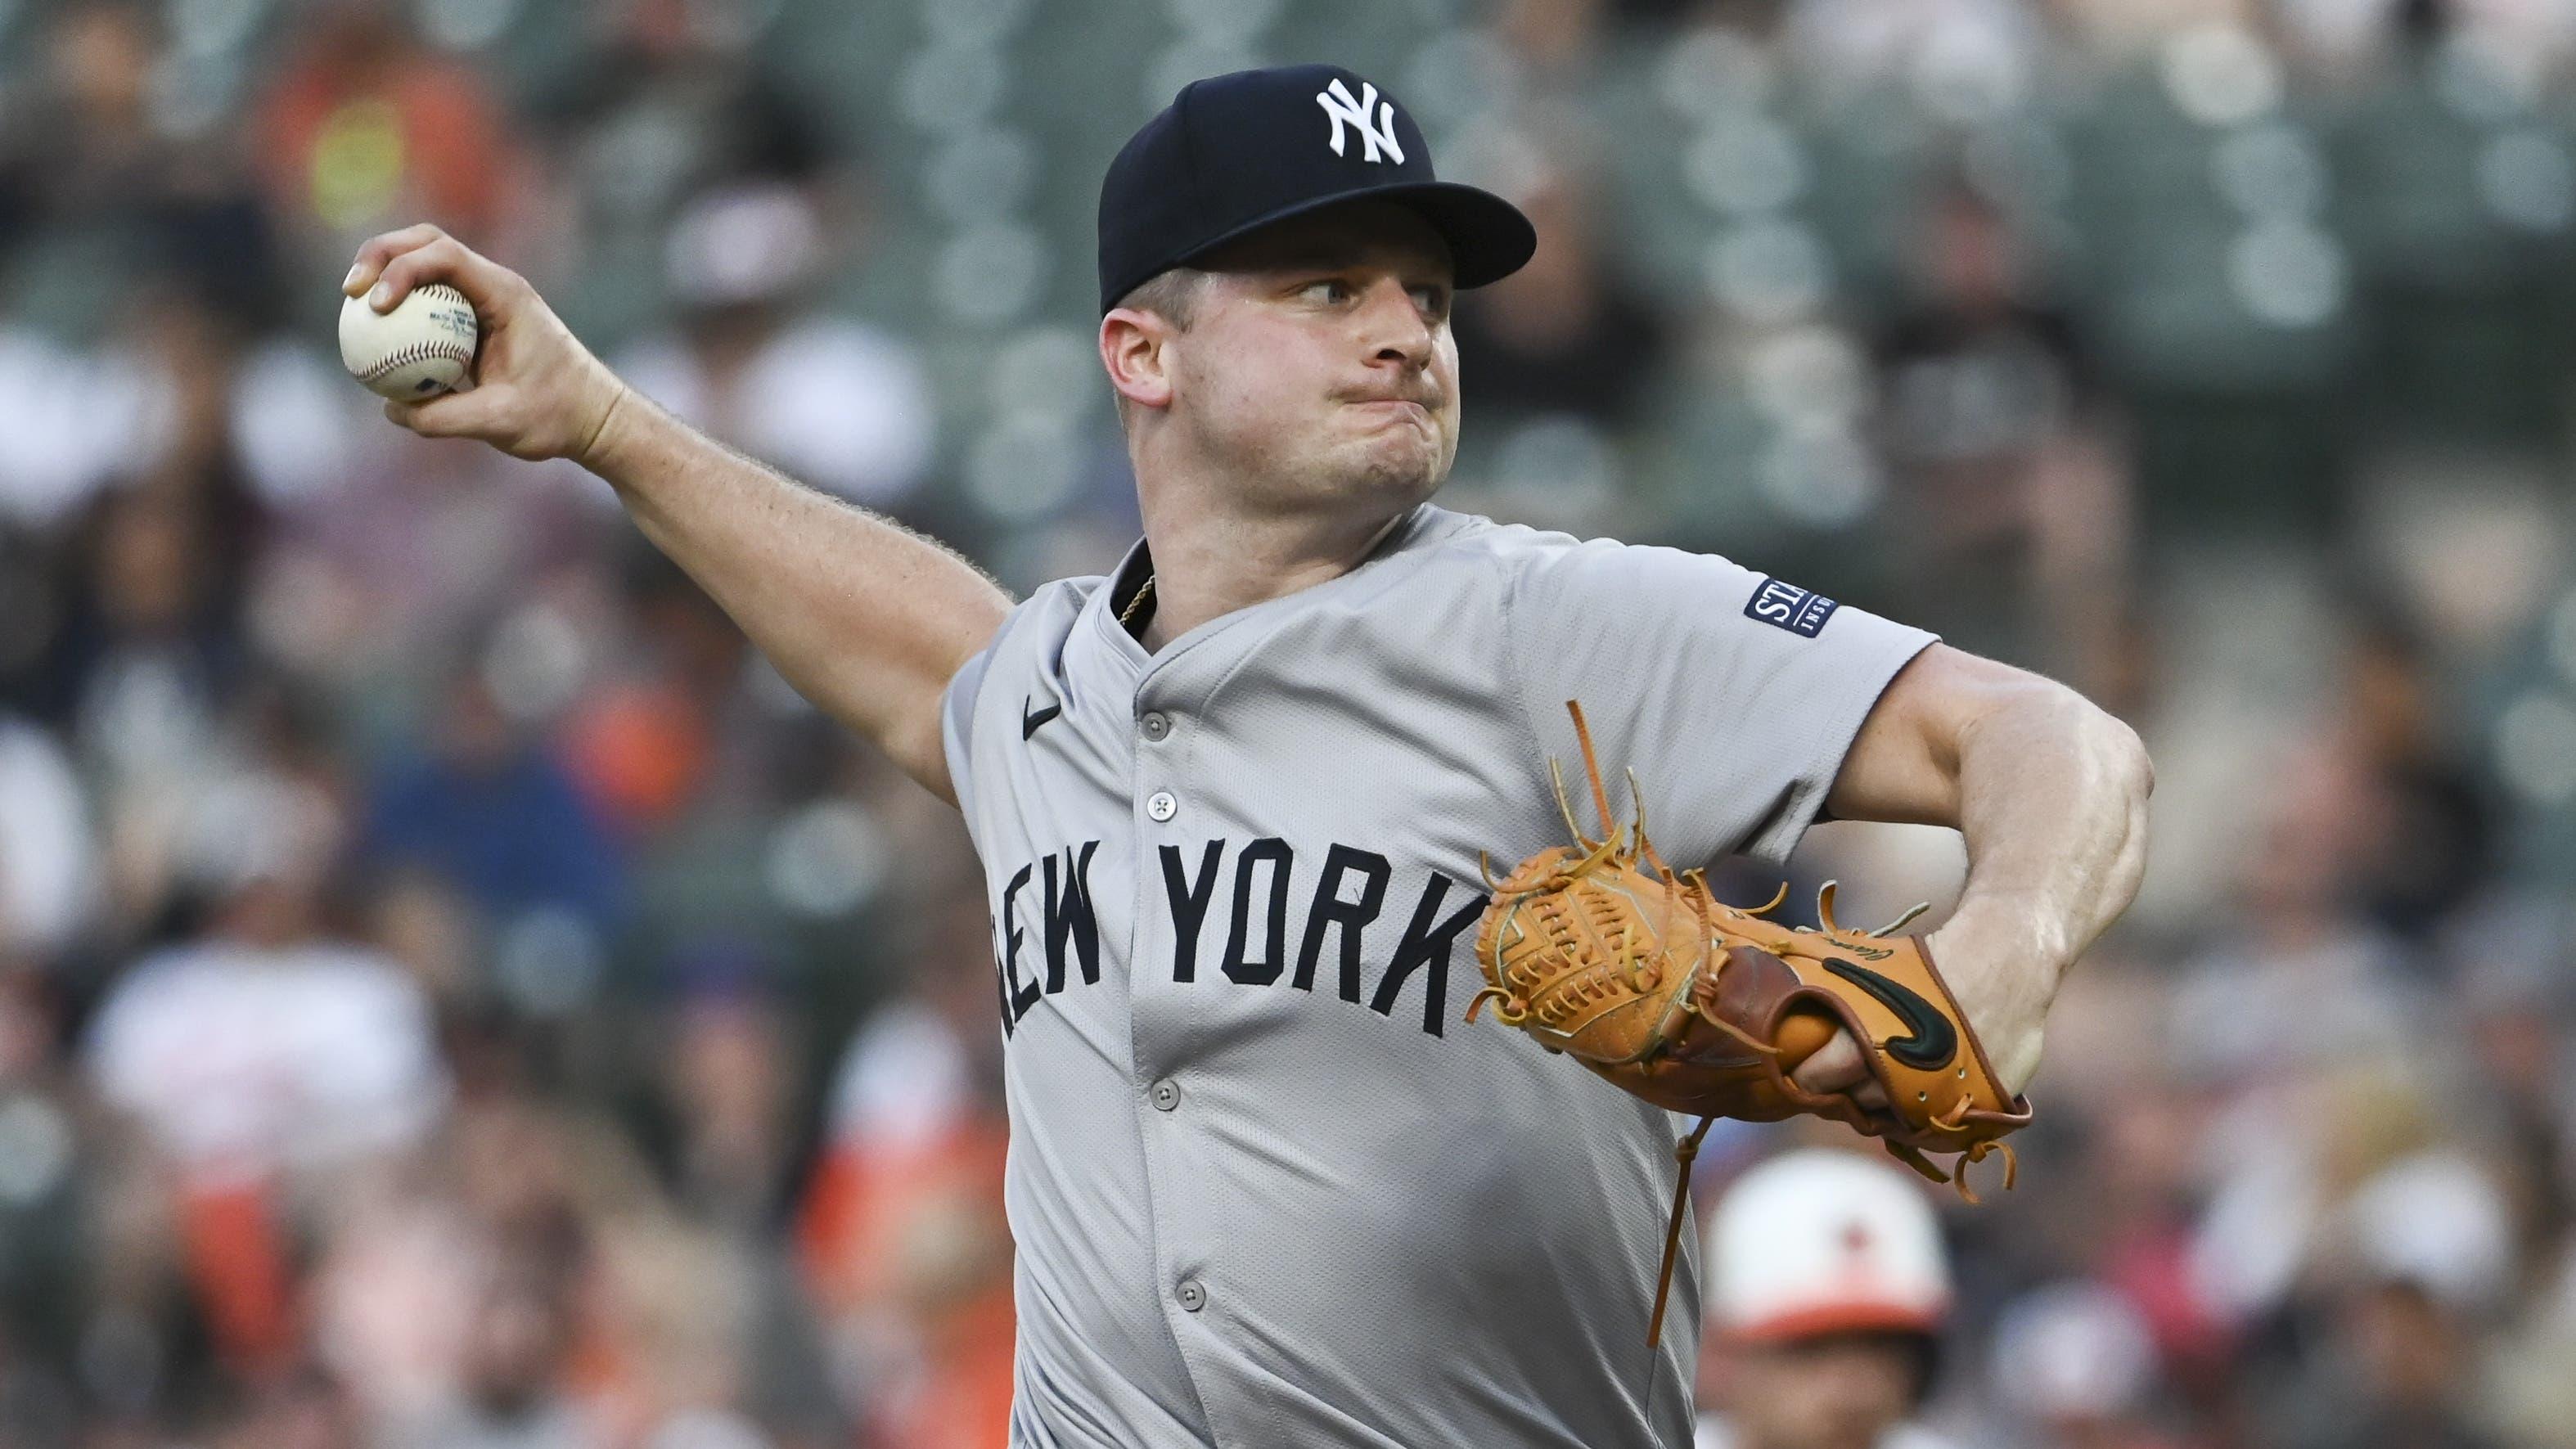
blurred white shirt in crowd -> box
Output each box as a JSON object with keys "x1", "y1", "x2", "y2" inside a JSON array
[
  {"x1": 0, "y1": 323, "x2": 371, "y2": 520},
  {"x1": 825, "y1": 997, "x2": 971, "y2": 1154},
  {"x1": 86, "y1": 938, "x2": 448, "y2": 1183},
  {"x1": 614, "y1": 317, "x2": 935, "y2": 509},
  {"x1": 0, "y1": 717, "x2": 98, "y2": 958},
  {"x1": 0, "y1": 327, "x2": 164, "y2": 528}
]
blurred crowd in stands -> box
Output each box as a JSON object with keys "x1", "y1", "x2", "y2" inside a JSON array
[{"x1": 2, "y1": 0, "x2": 2575, "y2": 1444}]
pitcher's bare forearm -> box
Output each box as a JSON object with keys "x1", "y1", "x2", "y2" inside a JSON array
[
  {"x1": 1927, "y1": 686, "x2": 2151, "y2": 1085},
  {"x1": 581, "y1": 389, "x2": 1010, "y2": 805},
  {"x1": 341, "y1": 225, "x2": 1010, "y2": 804},
  {"x1": 1815, "y1": 645, "x2": 2153, "y2": 1096}
]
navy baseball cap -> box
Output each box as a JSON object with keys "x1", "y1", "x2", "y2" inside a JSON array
[{"x1": 1097, "y1": 65, "x2": 1538, "y2": 314}]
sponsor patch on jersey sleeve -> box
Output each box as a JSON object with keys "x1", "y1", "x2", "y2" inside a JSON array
[{"x1": 1744, "y1": 576, "x2": 1839, "y2": 637}]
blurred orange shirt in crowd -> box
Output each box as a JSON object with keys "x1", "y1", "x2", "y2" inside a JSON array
[
  {"x1": 253, "y1": 16, "x2": 516, "y2": 239},
  {"x1": 800, "y1": 1116, "x2": 1015, "y2": 1448}
]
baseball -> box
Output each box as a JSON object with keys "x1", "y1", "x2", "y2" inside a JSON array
[{"x1": 339, "y1": 283, "x2": 479, "y2": 399}]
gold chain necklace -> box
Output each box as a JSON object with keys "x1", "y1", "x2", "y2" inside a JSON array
[{"x1": 1118, "y1": 572, "x2": 1155, "y2": 628}]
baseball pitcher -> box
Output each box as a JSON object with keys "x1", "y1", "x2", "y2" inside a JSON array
[{"x1": 343, "y1": 65, "x2": 2151, "y2": 1449}]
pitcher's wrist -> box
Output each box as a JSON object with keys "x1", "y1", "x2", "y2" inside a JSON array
[
  {"x1": 1925, "y1": 904, "x2": 2061, "y2": 1028},
  {"x1": 571, "y1": 375, "x2": 646, "y2": 476}
]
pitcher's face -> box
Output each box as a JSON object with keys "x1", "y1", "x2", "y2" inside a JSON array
[{"x1": 1164, "y1": 201, "x2": 1461, "y2": 514}]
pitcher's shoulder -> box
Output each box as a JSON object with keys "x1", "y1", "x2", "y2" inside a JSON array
[
  {"x1": 1411, "y1": 506, "x2": 1647, "y2": 567},
  {"x1": 978, "y1": 574, "x2": 1104, "y2": 663},
  {"x1": 1401, "y1": 507, "x2": 1656, "y2": 605}
]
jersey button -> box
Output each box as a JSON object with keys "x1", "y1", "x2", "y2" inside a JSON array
[
  {"x1": 1176, "y1": 1279, "x2": 1206, "y2": 1312},
  {"x1": 1149, "y1": 1078, "x2": 1180, "y2": 1112},
  {"x1": 1146, "y1": 790, "x2": 1178, "y2": 821},
  {"x1": 1140, "y1": 712, "x2": 1170, "y2": 741}
]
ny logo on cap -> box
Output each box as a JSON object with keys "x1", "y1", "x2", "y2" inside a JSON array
[{"x1": 1315, "y1": 78, "x2": 1405, "y2": 164}]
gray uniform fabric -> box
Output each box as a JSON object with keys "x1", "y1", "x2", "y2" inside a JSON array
[{"x1": 940, "y1": 503, "x2": 1935, "y2": 1447}]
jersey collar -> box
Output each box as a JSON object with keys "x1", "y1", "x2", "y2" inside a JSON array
[{"x1": 1089, "y1": 502, "x2": 1456, "y2": 666}]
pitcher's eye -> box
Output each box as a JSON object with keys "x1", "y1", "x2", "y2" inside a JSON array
[
  {"x1": 1299, "y1": 279, "x2": 1352, "y2": 304},
  {"x1": 1411, "y1": 285, "x2": 1451, "y2": 317}
]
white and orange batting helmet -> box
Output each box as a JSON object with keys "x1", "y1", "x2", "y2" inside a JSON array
[{"x1": 1705, "y1": 1148, "x2": 1952, "y2": 1342}]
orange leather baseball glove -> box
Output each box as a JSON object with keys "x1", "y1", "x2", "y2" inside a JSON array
[{"x1": 1467, "y1": 701, "x2": 2032, "y2": 1343}]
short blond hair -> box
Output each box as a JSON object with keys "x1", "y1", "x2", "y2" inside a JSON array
[
  {"x1": 1111, "y1": 268, "x2": 1211, "y2": 430},
  {"x1": 1115, "y1": 268, "x2": 1209, "y2": 329}
]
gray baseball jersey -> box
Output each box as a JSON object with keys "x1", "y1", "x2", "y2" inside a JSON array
[{"x1": 939, "y1": 502, "x2": 1935, "y2": 1447}]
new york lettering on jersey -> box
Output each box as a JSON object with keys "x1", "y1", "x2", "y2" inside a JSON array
[{"x1": 990, "y1": 835, "x2": 1484, "y2": 1037}]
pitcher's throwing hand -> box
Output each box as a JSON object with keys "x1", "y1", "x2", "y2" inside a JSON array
[{"x1": 341, "y1": 225, "x2": 629, "y2": 464}]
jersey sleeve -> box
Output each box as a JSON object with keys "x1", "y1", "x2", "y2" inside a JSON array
[
  {"x1": 939, "y1": 641, "x2": 996, "y2": 821},
  {"x1": 1500, "y1": 536, "x2": 1936, "y2": 871}
]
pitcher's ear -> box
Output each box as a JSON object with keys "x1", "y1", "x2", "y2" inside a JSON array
[{"x1": 1100, "y1": 308, "x2": 1178, "y2": 413}]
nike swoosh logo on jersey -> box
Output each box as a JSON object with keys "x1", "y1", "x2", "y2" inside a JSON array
[
  {"x1": 1021, "y1": 696, "x2": 1062, "y2": 739},
  {"x1": 1821, "y1": 958, "x2": 1958, "y2": 1072}
]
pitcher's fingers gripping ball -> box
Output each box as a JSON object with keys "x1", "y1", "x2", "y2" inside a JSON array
[
  {"x1": 1466, "y1": 700, "x2": 2033, "y2": 1343},
  {"x1": 340, "y1": 282, "x2": 479, "y2": 398}
]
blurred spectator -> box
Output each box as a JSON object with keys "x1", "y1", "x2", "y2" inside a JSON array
[
  {"x1": 47, "y1": 485, "x2": 246, "y2": 772},
  {"x1": 366, "y1": 654, "x2": 629, "y2": 942},
  {"x1": 253, "y1": 2, "x2": 523, "y2": 251},
  {"x1": 394, "y1": 1228, "x2": 588, "y2": 1449},
  {"x1": 0, "y1": 961, "x2": 91, "y2": 1439},
  {"x1": 0, "y1": 287, "x2": 277, "y2": 547},
  {"x1": 0, "y1": 4, "x2": 280, "y2": 332},
  {"x1": 2166, "y1": 736, "x2": 2422, "y2": 1093},
  {"x1": 211, "y1": 1365, "x2": 366, "y2": 1449},
  {"x1": 1696, "y1": 1148, "x2": 1960, "y2": 1449},
  {"x1": 2334, "y1": 600, "x2": 2496, "y2": 936},
  {"x1": 1452, "y1": 158, "x2": 1672, "y2": 432},
  {"x1": 84, "y1": 770, "x2": 446, "y2": 1373},
  {"x1": 2256, "y1": 1153, "x2": 2514, "y2": 1449},
  {"x1": 0, "y1": 714, "x2": 97, "y2": 961},
  {"x1": 3, "y1": 4, "x2": 165, "y2": 234},
  {"x1": 2487, "y1": 1249, "x2": 2576, "y2": 1449},
  {"x1": 613, "y1": 181, "x2": 934, "y2": 510},
  {"x1": 2446, "y1": 895, "x2": 2576, "y2": 1252},
  {"x1": 529, "y1": 0, "x2": 846, "y2": 342},
  {"x1": 655, "y1": 961, "x2": 793, "y2": 1229},
  {"x1": 1991, "y1": 1284, "x2": 2190, "y2": 1449},
  {"x1": 1447, "y1": 146, "x2": 1673, "y2": 524},
  {"x1": 800, "y1": 899, "x2": 1011, "y2": 1449},
  {"x1": 559, "y1": 556, "x2": 750, "y2": 848},
  {"x1": 1871, "y1": 173, "x2": 2128, "y2": 684}
]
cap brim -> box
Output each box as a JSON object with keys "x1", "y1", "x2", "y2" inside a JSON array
[
  {"x1": 1726, "y1": 1302, "x2": 1949, "y2": 1343},
  {"x1": 1160, "y1": 181, "x2": 1537, "y2": 296}
]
